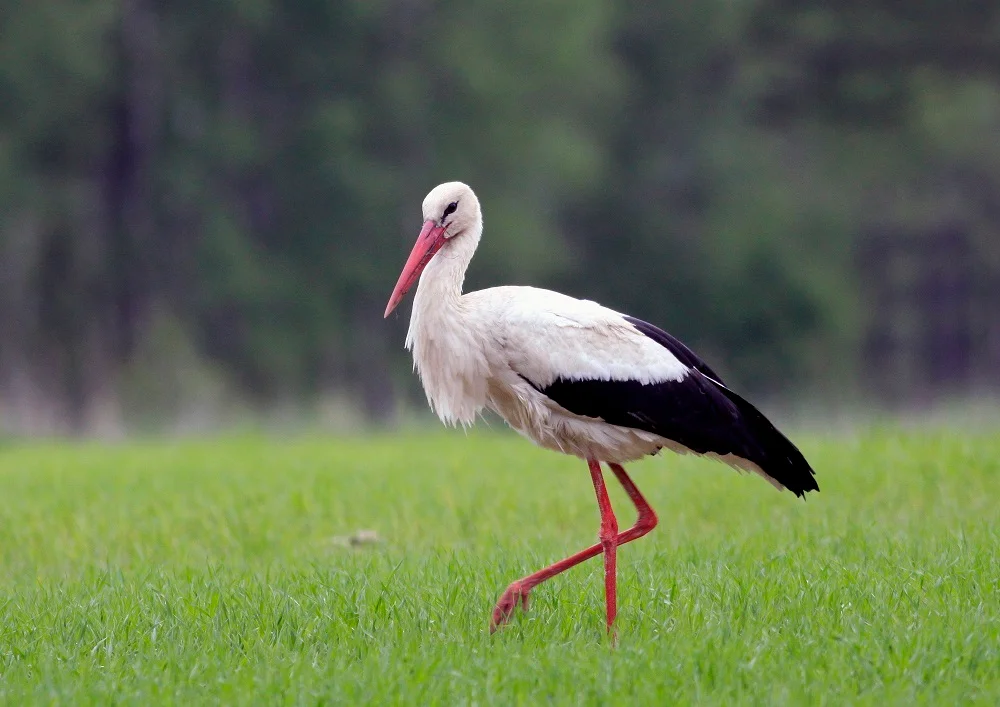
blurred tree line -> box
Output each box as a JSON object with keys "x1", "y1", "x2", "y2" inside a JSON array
[{"x1": 1, "y1": 0, "x2": 998, "y2": 434}]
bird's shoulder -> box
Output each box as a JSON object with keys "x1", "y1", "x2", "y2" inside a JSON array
[
  {"x1": 465, "y1": 286, "x2": 625, "y2": 329},
  {"x1": 464, "y1": 286, "x2": 689, "y2": 386}
]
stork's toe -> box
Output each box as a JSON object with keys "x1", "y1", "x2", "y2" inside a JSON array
[{"x1": 490, "y1": 582, "x2": 531, "y2": 631}]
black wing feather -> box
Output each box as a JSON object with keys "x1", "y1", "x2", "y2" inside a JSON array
[
  {"x1": 623, "y1": 315, "x2": 726, "y2": 384},
  {"x1": 524, "y1": 317, "x2": 819, "y2": 497}
]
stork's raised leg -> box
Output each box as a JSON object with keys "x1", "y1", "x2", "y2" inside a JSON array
[{"x1": 490, "y1": 460, "x2": 658, "y2": 632}]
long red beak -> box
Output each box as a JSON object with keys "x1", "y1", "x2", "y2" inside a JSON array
[{"x1": 384, "y1": 220, "x2": 447, "y2": 317}]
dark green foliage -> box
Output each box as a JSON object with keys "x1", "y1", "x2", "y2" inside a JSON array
[{"x1": 0, "y1": 0, "x2": 997, "y2": 430}]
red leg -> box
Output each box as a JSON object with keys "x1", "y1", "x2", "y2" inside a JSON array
[
  {"x1": 490, "y1": 460, "x2": 659, "y2": 632},
  {"x1": 589, "y1": 458, "x2": 619, "y2": 632}
]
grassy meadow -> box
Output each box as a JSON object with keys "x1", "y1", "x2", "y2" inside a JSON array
[{"x1": 0, "y1": 429, "x2": 998, "y2": 704}]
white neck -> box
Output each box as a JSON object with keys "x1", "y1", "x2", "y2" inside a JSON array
[
  {"x1": 403, "y1": 219, "x2": 488, "y2": 427},
  {"x1": 408, "y1": 220, "x2": 482, "y2": 336}
]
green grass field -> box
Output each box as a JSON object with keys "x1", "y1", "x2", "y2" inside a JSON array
[{"x1": 1, "y1": 429, "x2": 998, "y2": 704}]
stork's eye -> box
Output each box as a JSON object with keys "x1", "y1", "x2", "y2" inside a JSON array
[{"x1": 442, "y1": 201, "x2": 458, "y2": 219}]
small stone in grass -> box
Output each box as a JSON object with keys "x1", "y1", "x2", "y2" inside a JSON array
[{"x1": 331, "y1": 529, "x2": 381, "y2": 547}]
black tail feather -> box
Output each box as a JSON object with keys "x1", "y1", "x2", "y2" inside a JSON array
[{"x1": 712, "y1": 382, "x2": 819, "y2": 497}]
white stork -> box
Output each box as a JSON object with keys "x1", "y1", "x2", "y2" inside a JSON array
[{"x1": 384, "y1": 182, "x2": 818, "y2": 634}]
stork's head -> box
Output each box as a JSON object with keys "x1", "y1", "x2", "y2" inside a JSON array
[
  {"x1": 384, "y1": 182, "x2": 480, "y2": 317},
  {"x1": 421, "y1": 181, "x2": 479, "y2": 238}
]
